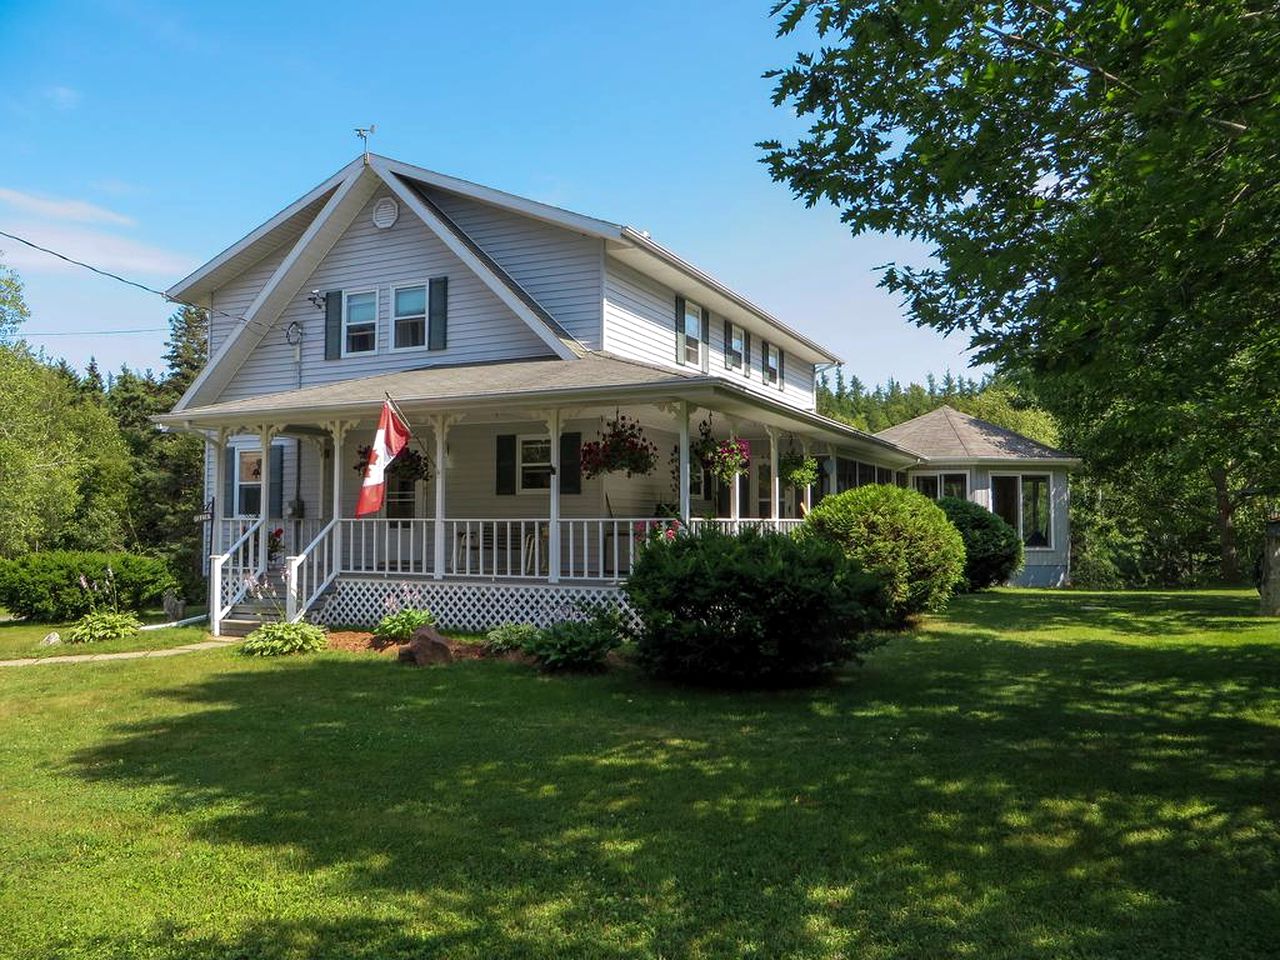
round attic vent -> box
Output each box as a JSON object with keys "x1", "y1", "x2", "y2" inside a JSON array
[{"x1": 372, "y1": 197, "x2": 399, "y2": 229}]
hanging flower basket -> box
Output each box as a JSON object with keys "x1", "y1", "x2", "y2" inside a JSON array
[
  {"x1": 778, "y1": 451, "x2": 819, "y2": 489},
  {"x1": 689, "y1": 416, "x2": 750, "y2": 486},
  {"x1": 580, "y1": 413, "x2": 659, "y2": 479},
  {"x1": 353, "y1": 446, "x2": 431, "y2": 484}
]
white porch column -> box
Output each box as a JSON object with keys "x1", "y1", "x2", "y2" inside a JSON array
[
  {"x1": 329, "y1": 421, "x2": 349, "y2": 574},
  {"x1": 767, "y1": 428, "x2": 780, "y2": 523},
  {"x1": 802, "y1": 439, "x2": 813, "y2": 514},
  {"x1": 432, "y1": 416, "x2": 452, "y2": 580},
  {"x1": 257, "y1": 426, "x2": 276, "y2": 574},
  {"x1": 547, "y1": 408, "x2": 561, "y2": 583},
  {"x1": 677, "y1": 401, "x2": 691, "y2": 523},
  {"x1": 210, "y1": 430, "x2": 226, "y2": 553}
]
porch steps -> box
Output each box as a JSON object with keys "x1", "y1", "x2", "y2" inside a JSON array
[{"x1": 220, "y1": 571, "x2": 289, "y2": 637}]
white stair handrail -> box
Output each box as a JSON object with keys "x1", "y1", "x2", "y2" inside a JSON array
[
  {"x1": 210, "y1": 517, "x2": 266, "y2": 636},
  {"x1": 285, "y1": 517, "x2": 339, "y2": 622}
]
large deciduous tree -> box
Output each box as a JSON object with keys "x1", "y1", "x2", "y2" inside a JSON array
[{"x1": 762, "y1": 0, "x2": 1280, "y2": 582}]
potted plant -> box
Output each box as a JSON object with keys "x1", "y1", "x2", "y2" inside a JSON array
[
  {"x1": 778, "y1": 450, "x2": 820, "y2": 489},
  {"x1": 580, "y1": 413, "x2": 659, "y2": 479},
  {"x1": 354, "y1": 446, "x2": 431, "y2": 484}
]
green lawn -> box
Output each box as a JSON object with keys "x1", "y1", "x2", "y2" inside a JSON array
[
  {"x1": 0, "y1": 589, "x2": 1276, "y2": 959},
  {"x1": 0, "y1": 615, "x2": 210, "y2": 660}
]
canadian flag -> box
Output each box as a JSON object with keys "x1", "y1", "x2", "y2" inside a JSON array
[{"x1": 355, "y1": 399, "x2": 413, "y2": 517}]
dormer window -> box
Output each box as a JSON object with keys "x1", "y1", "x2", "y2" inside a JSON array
[
  {"x1": 343, "y1": 290, "x2": 377, "y2": 355},
  {"x1": 762, "y1": 341, "x2": 782, "y2": 387},
  {"x1": 676, "y1": 296, "x2": 707, "y2": 369},
  {"x1": 725, "y1": 322, "x2": 749, "y2": 374}
]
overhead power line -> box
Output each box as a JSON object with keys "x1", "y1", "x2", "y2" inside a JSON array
[
  {"x1": 0, "y1": 228, "x2": 273, "y2": 335},
  {"x1": 22, "y1": 327, "x2": 169, "y2": 337}
]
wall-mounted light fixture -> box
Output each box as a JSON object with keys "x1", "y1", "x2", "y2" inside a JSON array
[{"x1": 307, "y1": 290, "x2": 326, "y2": 311}]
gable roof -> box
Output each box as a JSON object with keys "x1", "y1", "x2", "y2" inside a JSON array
[
  {"x1": 167, "y1": 153, "x2": 841, "y2": 375},
  {"x1": 170, "y1": 158, "x2": 583, "y2": 412},
  {"x1": 874, "y1": 406, "x2": 1077, "y2": 464}
]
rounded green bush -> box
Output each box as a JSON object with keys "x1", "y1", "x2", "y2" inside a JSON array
[
  {"x1": 522, "y1": 608, "x2": 622, "y2": 672},
  {"x1": 241, "y1": 621, "x2": 329, "y2": 657},
  {"x1": 938, "y1": 496, "x2": 1024, "y2": 591},
  {"x1": 624, "y1": 526, "x2": 887, "y2": 687},
  {"x1": 803, "y1": 485, "x2": 965, "y2": 626},
  {"x1": 0, "y1": 551, "x2": 176, "y2": 622},
  {"x1": 484, "y1": 622, "x2": 539, "y2": 655}
]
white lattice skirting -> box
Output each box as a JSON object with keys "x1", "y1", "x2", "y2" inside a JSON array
[{"x1": 312, "y1": 577, "x2": 631, "y2": 631}]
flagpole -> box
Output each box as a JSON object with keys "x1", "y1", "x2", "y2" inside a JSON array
[{"x1": 384, "y1": 392, "x2": 435, "y2": 466}]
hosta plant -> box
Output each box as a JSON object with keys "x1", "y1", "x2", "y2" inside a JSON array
[{"x1": 241, "y1": 621, "x2": 329, "y2": 657}]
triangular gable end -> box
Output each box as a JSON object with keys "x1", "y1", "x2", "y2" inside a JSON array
[{"x1": 176, "y1": 158, "x2": 586, "y2": 412}]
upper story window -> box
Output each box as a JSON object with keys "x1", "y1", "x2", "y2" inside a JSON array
[
  {"x1": 676, "y1": 297, "x2": 707, "y2": 368},
  {"x1": 518, "y1": 435, "x2": 552, "y2": 492},
  {"x1": 725, "y1": 322, "x2": 748, "y2": 374},
  {"x1": 343, "y1": 290, "x2": 377, "y2": 355},
  {"x1": 762, "y1": 341, "x2": 782, "y2": 387},
  {"x1": 392, "y1": 285, "x2": 426, "y2": 350}
]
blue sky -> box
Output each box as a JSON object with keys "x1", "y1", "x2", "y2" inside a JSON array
[{"x1": 0, "y1": 0, "x2": 978, "y2": 386}]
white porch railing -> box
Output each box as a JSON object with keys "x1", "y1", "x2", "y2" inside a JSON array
[
  {"x1": 339, "y1": 518, "x2": 435, "y2": 576},
  {"x1": 214, "y1": 517, "x2": 326, "y2": 556},
  {"x1": 285, "y1": 519, "x2": 338, "y2": 622},
  {"x1": 209, "y1": 517, "x2": 265, "y2": 636},
  {"x1": 446, "y1": 519, "x2": 552, "y2": 578},
  {"x1": 278, "y1": 516, "x2": 808, "y2": 623}
]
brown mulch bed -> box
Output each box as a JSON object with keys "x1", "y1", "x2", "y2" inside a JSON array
[{"x1": 324, "y1": 630, "x2": 490, "y2": 660}]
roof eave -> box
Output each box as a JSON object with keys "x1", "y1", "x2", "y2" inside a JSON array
[{"x1": 619, "y1": 227, "x2": 842, "y2": 365}]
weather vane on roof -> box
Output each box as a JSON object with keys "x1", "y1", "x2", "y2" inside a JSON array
[{"x1": 355, "y1": 124, "x2": 376, "y2": 160}]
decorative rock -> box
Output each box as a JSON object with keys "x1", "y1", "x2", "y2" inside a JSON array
[
  {"x1": 162, "y1": 590, "x2": 187, "y2": 622},
  {"x1": 398, "y1": 625, "x2": 454, "y2": 666},
  {"x1": 39, "y1": 632, "x2": 61, "y2": 646}
]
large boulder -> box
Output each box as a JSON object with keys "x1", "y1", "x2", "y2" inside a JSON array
[{"x1": 398, "y1": 625, "x2": 454, "y2": 666}]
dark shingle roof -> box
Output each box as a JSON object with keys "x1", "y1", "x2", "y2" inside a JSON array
[{"x1": 874, "y1": 405, "x2": 1073, "y2": 461}]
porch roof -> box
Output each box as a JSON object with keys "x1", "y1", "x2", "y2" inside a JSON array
[
  {"x1": 155, "y1": 353, "x2": 922, "y2": 466},
  {"x1": 874, "y1": 405, "x2": 1081, "y2": 466}
]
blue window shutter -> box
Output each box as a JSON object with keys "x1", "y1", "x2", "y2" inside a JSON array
[
  {"x1": 496, "y1": 435, "x2": 517, "y2": 495},
  {"x1": 700, "y1": 309, "x2": 710, "y2": 371},
  {"x1": 723, "y1": 319, "x2": 732, "y2": 369},
  {"x1": 778, "y1": 348, "x2": 785, "y2": 389},
  {"x1": 428, "y1": 277, "x2": 448, "y2": 350},
  {"x1": 268, "y1": 445, "x2": 285, "y2": 518},
  {"x1": 743, "y1": 331, "x2": 751, "y2": 376},
  {"x1": 324, "y1": 291, "x2": 342, "y2": 360}
]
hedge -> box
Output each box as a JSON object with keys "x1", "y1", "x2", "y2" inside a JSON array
[{"x1": 0, "y1": 551, "x2": 177, "y2": 622}]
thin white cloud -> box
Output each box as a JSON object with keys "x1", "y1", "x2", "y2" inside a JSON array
[
  {"x1": 43, "y1": 86, "x2": 80, "y2": 111},
  {"x1": 0, "y1": 219, "x2": 196, "y2": 278},
  {"x1": 0, "y1": 187, "x2": 135, "y2": 227}
]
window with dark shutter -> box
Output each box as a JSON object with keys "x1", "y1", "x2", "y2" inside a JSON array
[{"x1": 268, "y1": 445, "x2": 285, "y2": 518}]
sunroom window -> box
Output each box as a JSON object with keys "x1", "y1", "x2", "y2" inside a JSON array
[
  {"x1": 392, "y1": 285, "x2": 426, "y2": 350},
  {"x1": 991, "y1": 474, "x2": 1052, "y2": 548},
  {"x1": 343, "y1": 291, "x2": 377, "y2": 354}
]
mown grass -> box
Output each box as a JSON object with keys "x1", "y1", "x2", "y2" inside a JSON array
[
  {"x1": 0, "y1": 616, "x2": 211, "y2": 660},
  {"x1": 0, "y1": 589, "x2": 1276, "y2": 958}
]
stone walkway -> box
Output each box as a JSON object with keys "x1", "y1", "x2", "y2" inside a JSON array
[{"x1": 0, "y1": 638, "x2": 240, "y2": 668}]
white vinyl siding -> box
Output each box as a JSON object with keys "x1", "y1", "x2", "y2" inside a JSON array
[
  {"x1": 422, "y1": 186, "x2": 605, "y2": 349},
  {"x1": 213, "y1": 191, "x2": 550, "y2": 402},
  {"x1": 603, "y1": 257, "x2": 818, "y2": 411}
]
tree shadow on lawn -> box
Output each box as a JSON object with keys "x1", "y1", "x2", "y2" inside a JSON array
[
  {"x1": 949, "y1": 589, "x2": 1269, "y2": 638},
  {"x1": 65, "y1": 635, "x2": 1280, "y2": 960}
]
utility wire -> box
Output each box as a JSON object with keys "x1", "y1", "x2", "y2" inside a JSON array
[
  {"x1": 0, "y1": 228, "x2": 275, "y2": 335},
  {"x1": 22, "y1": 327, "x2": 169, "y2": 337}
]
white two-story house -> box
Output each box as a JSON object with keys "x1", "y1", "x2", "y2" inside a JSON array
[{"x1": 158, "y1": 153, "x2": 1075, "y2": 635}]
